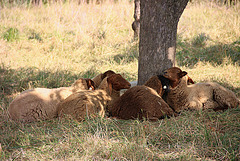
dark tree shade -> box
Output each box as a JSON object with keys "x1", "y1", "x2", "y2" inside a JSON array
[{"x1": 138, "y1": 0, "x2": 189, "y2": 85}]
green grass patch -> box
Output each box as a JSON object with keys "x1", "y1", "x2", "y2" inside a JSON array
[{"x1": 3, "y1": 27, "x2": 19, "y2": 42}]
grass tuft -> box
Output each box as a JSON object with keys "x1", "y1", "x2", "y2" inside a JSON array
[{"x1": 3, "y1": 27, "x2": 19, "y2": 42}]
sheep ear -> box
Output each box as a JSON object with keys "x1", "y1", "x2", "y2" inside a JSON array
[
  {"x1": 108, "y1": 82, "x2": 112, "y2": 95},
  {"x1": 187, "y1": 75, "x2": 194, "y2": 84},
  {"x1": 179, "y1": 71, "x2": 187, "y2": 78},
  {"x1": 85, "y1": 79, "x2": 94, "y2": 90},
  {"x1": 101, "y1": 73, "x2": 105, "y2": 80},
  {"x1": 89, "y1": 79, "x2": 95, "y2": 90},
  {"x1": 107, "y1": 77, "x2": 113, "y2": 95}
]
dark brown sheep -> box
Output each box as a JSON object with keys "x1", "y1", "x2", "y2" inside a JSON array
[
  {"x1": 144, "y1": 75, "x2": 170, "y2": 97},
  {"x1": 109, "y1": 85, "x2": 176, "y2": 121}
]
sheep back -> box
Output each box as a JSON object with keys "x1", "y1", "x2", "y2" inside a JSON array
[
  {"x1": 57, "y1": 89, "x2": 112, "y2": 121},
  {"x1": 110, "y1": 86, "x2": 175, "y2": 121},
  {"x1": 8, "y1": 88, "x2": 59, "y2": 122}
]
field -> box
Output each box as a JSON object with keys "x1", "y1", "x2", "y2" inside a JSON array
[{"x1": 0, "y1": 0, "x2": 240, "y2": 160}]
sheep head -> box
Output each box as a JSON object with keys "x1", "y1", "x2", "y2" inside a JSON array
[
  {"x1": 101, "y1": 70, "x2": 116, "y2": 80},
  {"x1": 85, "y1": 79, "x2": 95, "y2": 90},
  {"x1": 107, "y1": 74, "x2": 131, "y2": 95},
  {"x1": 144, "y1": 75, "x2": 170, "y2": 97},
  {"x1": 163, "y1": 67, "x2": 188, "y2": 88},
  {"x1": 71, "y1": 78, "x2": 92, "y2": 90}
]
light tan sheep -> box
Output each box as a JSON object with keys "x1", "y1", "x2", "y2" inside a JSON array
[
  {"x1": 57, "y1": 74, "x2": 131, "y2": 121},
  {"x1": 8, "y1": 78, "x2": 95, "y2": 122},
  {"x1": 164, "y1": 67, "x2": 240, "y2": 112}
]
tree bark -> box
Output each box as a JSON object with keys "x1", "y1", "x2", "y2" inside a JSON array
[
  {"x1": 132, "y1": 0, "x2": 140, "y2": 39},
  {"x1": 138, "y1": 0, "x2": 189, "y2": 85}
]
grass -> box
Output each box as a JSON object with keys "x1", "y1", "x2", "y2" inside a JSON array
[{"x1": 0, "y1": 0, "x2": 240, "y2": 160}]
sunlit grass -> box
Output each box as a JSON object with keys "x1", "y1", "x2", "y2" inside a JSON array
[{"x1": 0, "y1": 0, "x2": 240, "y2": 160}]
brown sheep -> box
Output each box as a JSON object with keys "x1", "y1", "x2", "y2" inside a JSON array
[
  {"x1": 92, "y1": 70, "x2": 125, "y2": 111},
  {"x1": 144, "y1": 74, "x2": 194, "y2": 100},
  {"x1": 109, "y1": 74, "x2": 181, "y2": 121},
  {"x1": 163, "y1": 67, "x2": 240, "y2": 112},
  {"x1": 108, "y1": 69, "x2": 195, "y2": 121},
  {"x1": 144, "y1": 75, "x2": 170, "y2": 97},
  {"x1": 109, "y1": 85, "x2": 176, "y2": 121},
  {"x1": 8, "y1": 78, "x2": 95, "y2": 122},
  {"x1": 57, "y1": 74, "x2": 131, "y2": 121}
]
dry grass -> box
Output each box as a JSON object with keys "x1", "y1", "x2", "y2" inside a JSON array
[{"x1": 0, "y1": 0, "x2": 240, "y2": 160}]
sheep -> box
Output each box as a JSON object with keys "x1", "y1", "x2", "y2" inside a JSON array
[
  {"x1": 109, "y1": 85, "x2": 176, "y2": 121},
  {"x1": 120, "y1": 75, "x2": 171, "y2": 98},
  {"x1": 92, "y1": 70, "x2": 128, "y2": 102},
  {"x1": 92, "y1": 70, "x2": 116, "y2": 89},
  {"x1": 8, "y1": 78, "x2": 95, "y2": 122},
  {"x1": 108, "y1": 73, "x2": 185, "y2": 121},
  {"x1": 163, "y1": 67, "x2": 240, "y2": 112},
  {"x1": 57, "y1": 74, "x2": 131, "y2": 121},
  {"x1": 144, "y1": 74, "x2": 194, "y2": 100},
  {"x1": 108, "y1": 69, "x2": 196, "y2": 121}
]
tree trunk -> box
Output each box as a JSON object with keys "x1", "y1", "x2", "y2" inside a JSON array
[
  {"x1": 33, "y1": 0, "x2": 42, "y2": 6},
  {"x1": 138, "y1": 0, "x2": 189, "y2": 85},
  {"x1": 132, "y1": 0, "x2": 140, "y2": 39}
]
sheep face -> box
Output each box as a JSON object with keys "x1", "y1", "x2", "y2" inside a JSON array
[
  {"x1": 163, "y1": 67, "x2": 188, "y2": 88},
  {"x1": 107, "y1": 74, "x2": 131, "y2": 93}
]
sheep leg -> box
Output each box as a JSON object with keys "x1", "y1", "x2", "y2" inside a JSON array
[
  {"x1": 98, "y1": 103, "x2": 105, "y2": 118},
  {"x1": 202, "y1": 100, "x2": 220, "y2": 110},
  {"x1": 148, "y1": 117, "x2": 159, "y2": 122},
  {"x1": 187, "y1": 99, "x2": 203, "y2": 110},
  {"x1": 213, "y1": 87, "x2": 240, "y2": 109}
]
